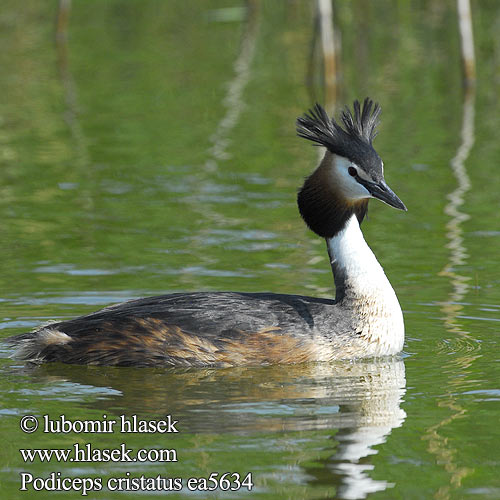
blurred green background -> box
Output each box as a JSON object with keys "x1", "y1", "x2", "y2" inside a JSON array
[{"x1": 0, "y1": 1, "x2": 499, "y2": 499}]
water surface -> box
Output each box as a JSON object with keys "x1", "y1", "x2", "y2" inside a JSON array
[{"x1": 1, "y1": 1, "x2": 499, "y2": 499}]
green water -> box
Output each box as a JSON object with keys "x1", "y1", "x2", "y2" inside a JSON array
[{"x1": 1, "y1": 1, "x2": 499, "y2": 499}]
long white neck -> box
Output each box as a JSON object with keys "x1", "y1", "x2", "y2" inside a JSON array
[
  {"x1": 327, "y1": 215, "x2": 387, "y2": 301},
  {"x1": 327, "y1": 214, "x2": 404, "y2": 354}
]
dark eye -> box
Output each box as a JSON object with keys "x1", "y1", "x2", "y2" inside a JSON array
[{"x1": 348, "y1": 167, "x2": 357, "y2": 177}]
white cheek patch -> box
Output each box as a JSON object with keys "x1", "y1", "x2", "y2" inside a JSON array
[
  {"x1": 331, "y1": 156, "x2": 371, "y2": 200},
  {"x1": 355, "y1": 167, "x2": 372, "y2": 182}
]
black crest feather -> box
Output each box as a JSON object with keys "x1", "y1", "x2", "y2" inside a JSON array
[
  {"x1": 341, "y1": 98, "x2": 381, "y2": 143},
  {"x1": 296, "y1": 98, "x2": 381, "y2": 161}
]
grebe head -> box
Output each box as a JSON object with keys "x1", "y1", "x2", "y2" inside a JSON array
[{"x1": 296, "y1": 98, "x2": 406, "y2": 238}]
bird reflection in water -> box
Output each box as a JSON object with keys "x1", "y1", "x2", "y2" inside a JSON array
[{"x1": 23, "y1": 357, "x2": 406, "y2": 499}]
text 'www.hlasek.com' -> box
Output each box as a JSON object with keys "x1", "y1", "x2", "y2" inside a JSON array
[{"x1": 18, "y1": 414, "x2": 253, "y2": 496}]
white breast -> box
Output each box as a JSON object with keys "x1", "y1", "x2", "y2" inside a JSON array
[{"x1": 327, "y1": 215, "x2": 404, "y2": 355}]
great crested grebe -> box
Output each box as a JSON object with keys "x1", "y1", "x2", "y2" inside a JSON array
[{"x1": 6, "y1": 98, "x2": 406, "y2": 367}]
